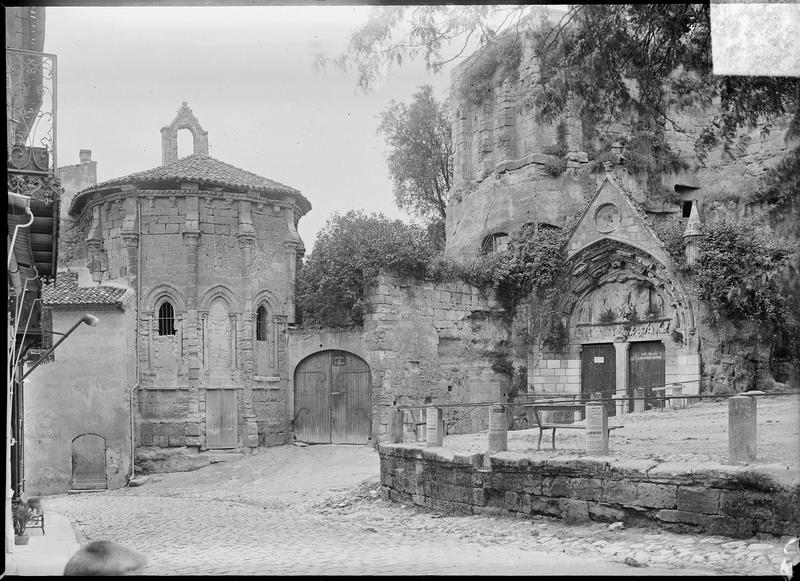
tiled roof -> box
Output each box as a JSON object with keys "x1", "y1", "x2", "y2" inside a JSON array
[
  {"x1": 43, "y1": 272, "x2": 128, "y2": 306},
  {"x1": 87, "y1": 154, "x2": 300, "y2": 196}
]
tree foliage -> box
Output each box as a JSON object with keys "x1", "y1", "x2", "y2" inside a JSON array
[
  {"x1": 331, "y1": 4, "x2": 799, "y2": 175},
  {"x1": 694, "y1": 219, "x2": 792, "y2": 328},
  {"x1": 296, "y1": 211, "x2": 434, "y2": 328},
  {"x1": 377, "y1": 85, "x2": 453, "y2": 223}
]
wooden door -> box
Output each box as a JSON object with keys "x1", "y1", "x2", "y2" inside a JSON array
[
  {"x1": 295, "y1": 350, "x2": 371, "y2": 444},
  {"x1": 628, "y1": 341, "x2": 665, "y2": 412},
  {"x1": 294, "y1": 353, "x2": 331, "y2": 444},
  {"x1": 71, "y1": 434, "x2": 107, "y2": 490},
  {"x1": 330, "y1": 352, "x2": 371, "y2": 444},
  {"x1": 206, "y1": 389, "x2": 238, "y2": 448},
  {"x1": 580, "y1": 343, "x2": 617, "y2": 417}
]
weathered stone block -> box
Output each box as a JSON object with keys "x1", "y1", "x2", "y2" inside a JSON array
[
  {"x1": 704, "y1": 514, "x2": 756, "y2": 539},
  {"x1": 719, "y1": 489, "x2": 781, "y2": 521},
  {"x1": 139, "y1": 422, "x2": 155, "y2": 445},
  {"x1": 588, "y1": 502, "x2": 626, "y2": 523},
  {"x1": 568, "y1": 477, "x2": 604, "y2": 501},
  {"x1": 677, "y1": 486, "x2": 720, "y2": 514},
  {"x1": 602, "y1": 479, "x2": 638, "y2": 505},
  {"x1": 755, "y1": 518, "x2": 796, "y2": 536},
  {"x1": 542, "y1": 476, "x2": 571, "y2": 497},
  {"x1": 472, "y1": 487, "x2": 488, "y2": 507},
  {"x1": 636, "y1": 482, "x2": 677, "y2": 508},
  {"x1": 654, "y1": 509, "x2": 707, "y2": 526},
  {"x1": 529, "y1": 495, "x2": 561, "y2": 517},
  {"x1": 168, "y1": 435, "x2": 185, "y2": 447},
  {"x1": 559, "y1": 498, "x2": 590, "y2": 523}
]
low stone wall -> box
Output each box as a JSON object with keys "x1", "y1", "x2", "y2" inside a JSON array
[{"x1": 379, "y1": 444, "x2": 800, "y2": 539}]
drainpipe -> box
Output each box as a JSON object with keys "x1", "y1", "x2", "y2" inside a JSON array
[
  {"x1": 128, "y1": 383, "x2": 139, "y2": 482},
  {"x1": 128, "y1": 196, "x2": 143, "y2": 482}
]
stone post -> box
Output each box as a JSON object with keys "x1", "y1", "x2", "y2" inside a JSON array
[
  {"x1": 634, "y1": 388, "x2": 646, "y2": 412},
  {"x1": 728, "y1": 395, "x2": 757, "y2": 463},
  {"x1": 488, "y1": 404, "x2": 507, "y2": 452},
  {"x1": 425, "y1": 406, "x2": 443, "y2": 447},
  {"x1": 389, "y1": 408, "x2": 404, "y2": 444},
  {"x1": 613, "y1": 342, "x2": 629, "y2": 414},
  {"x1": 612, "y1": 393, "x2": 627, "y2": 416},
  {"x1": 585, "y1": 401, "x2": 609, "y2": 455}
]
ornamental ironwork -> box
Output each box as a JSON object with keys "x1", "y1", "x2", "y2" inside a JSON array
[{"x1": 6, "y1": 48, "x2": 57, "y2": 175}]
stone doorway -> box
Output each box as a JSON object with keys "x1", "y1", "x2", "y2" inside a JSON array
[
  {"x1": 71, "y1": 434, "x2": 107, "y2": 490},
  {"x1": 580, "y1": 343, "x2": 617, "y2": 416},
  {"x1": 294, "y1": 350, "x2": 371, "y2": 444},
  {"x1": 628, "y1": 341, "x2": 665, "y2": 412}
]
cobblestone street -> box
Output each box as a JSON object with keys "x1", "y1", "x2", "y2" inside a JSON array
[{"x1": 41, "y1": 443, "x2": 791, "y2": 576}]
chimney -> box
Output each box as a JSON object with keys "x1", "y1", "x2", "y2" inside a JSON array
[{"x1": 80, "y1": 149, "x2": 92, "y2": 163}]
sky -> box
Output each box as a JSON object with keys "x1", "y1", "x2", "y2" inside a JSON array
[{"x1": 43, "y1": 5, "x2": 456, "y2": 252}]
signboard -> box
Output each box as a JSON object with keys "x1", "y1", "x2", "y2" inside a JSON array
[
  {"x1": 585, "y1": 403, "x2": 609, "y2": 455},
  {"x1": 593, "y1": 356, "x2": 605, "y2": 363}
]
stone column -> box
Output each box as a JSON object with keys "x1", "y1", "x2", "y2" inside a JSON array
[
  {"x1": 182, "y1": 196, "x2": 201, "y2": 310},
  {"x1": 613, "y1": 341, "x2": 629, "y2": 413},
  {"x1": 728, "y1": 395, "x2": 757, "y2": 463},
  {"x1": 452, "y1": 102, "x2": 473, "y2": 190},
  {"x1": 494, "y1": 78, "x2": 516, "y2": 164},
  {"x1": 425, "y1": 406, "x2": 443, "y2": 447},
  {"x1": 86, "y1": 203, "x2": 106, "y2": 282}
]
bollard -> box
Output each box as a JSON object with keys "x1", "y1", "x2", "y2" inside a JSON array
[
  {"x1": 389, "y1": 408, "x2": 404, "y2": 444},
  {"x1": 729, "y1": 395, "x2": 757, "y2": 463},
  {"x1": 669, "y1": 384, "x2": 685, "y2": 409},
  {"x1": 633, "y1": 388, "x2": 646, "y2": 412},
  {"x1": 585, "y1": 401, "x2": 609, "y2": 455},
  {"x1": 488, "y1": 404, "x2": 508, "y2": 452},
  {"x1": 425, "y1": 406, "x2": 443, "y2": 447}
]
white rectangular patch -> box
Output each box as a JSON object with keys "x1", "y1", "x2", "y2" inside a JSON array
[{"x1": 593, "y1": 356, "x2": 605, "y2": 364}]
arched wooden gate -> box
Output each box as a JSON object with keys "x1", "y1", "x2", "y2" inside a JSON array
[{"x1": 294, "y1": 350, "x2": 371, "y2": 444}]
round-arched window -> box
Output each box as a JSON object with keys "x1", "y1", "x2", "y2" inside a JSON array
[
  {"x1": 158, "y1": 301, "x2": 176, "y2": 336},
  {"x1": 255, "y1": 305, "x2": 268, "y2": 342}
]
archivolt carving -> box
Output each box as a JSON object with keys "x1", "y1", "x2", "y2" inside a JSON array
[
  {"x1": 252, "y1": 288, "x2": 281, "y2": 313},
  {"x1": 143, "y1": 284, "x2": 187, "y2": 313},
  {"x1": 199, "y1": 284, "x2": 241, "y2": 313},
  {"x1": 561, "y1": 239, "x2": 694, "y2": 341}
]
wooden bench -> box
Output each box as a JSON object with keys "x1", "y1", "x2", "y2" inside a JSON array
[{"x1": 526, "y1": 403, "x2": 623, "y2": 450}]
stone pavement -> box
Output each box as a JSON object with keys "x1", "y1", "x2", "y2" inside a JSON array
[
  {"x1": 21, "y1": 443, "x2": 792, "y2": 576},
  {"x1": 4, "y1": 511, "x2": 80, "y2": 575}
]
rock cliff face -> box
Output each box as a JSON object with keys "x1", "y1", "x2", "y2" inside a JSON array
[{"x1": 443, "y1": 25, "x2": 798, "y2": 393}]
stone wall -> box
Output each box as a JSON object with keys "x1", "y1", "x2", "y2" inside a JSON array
[
  {"x1": 67, "y1": 187, "x2": 304, "y2": 456},
  {"x1": 379, "y1": 444, "x2": 800, "y2": 539},
  {"x1": 287, "y1": 273, "x2": 517, "y2": 444},
  {"x1": 56, "y1": 150, "x2": 97, "y2": 226},
  {"x1": 363, "y1": 274, "x2": 515, "y2": 442},
  {"x1": 24, "y1": 304, "x2": 136, "y2": 495}
]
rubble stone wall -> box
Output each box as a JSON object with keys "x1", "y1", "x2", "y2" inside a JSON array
[{"x1": 379, "y1": 444, "x2": 800, "y2": 539}]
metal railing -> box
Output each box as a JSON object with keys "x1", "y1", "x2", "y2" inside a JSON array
[
  {"x1": 7, "y1": 48, "x2": 57, "y2": 175},
  {"x1": 388, "y1": 388, "x2": 800, "y2": 442}
]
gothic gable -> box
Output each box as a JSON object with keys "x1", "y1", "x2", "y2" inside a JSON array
[{"x1": 564, "y1": 175, "x2": 669, "y2": 267}]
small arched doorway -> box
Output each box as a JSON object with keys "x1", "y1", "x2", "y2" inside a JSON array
[
  {"x1": 294, "y1": 350, "x2": 371, "y2": 444},
  {"x1": 71, "y1": 433, "x2": 107, "y2": 490}
]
